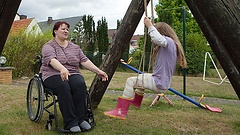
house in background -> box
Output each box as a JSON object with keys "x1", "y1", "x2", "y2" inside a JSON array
[
  {"x1": 129, "y1": 34, "x2": 143, "y2": 54},
  {"x1": 38, "y1": 16, "x2": 82, "y2": 36},
  {"x1": 9, "y1": 14, "x2": 42, "y2": 36},
  {"x1": 107, "y1": 29, "x2": 117, "y2": 45},
  {"x1": 107, "y1": 28, "x2": 143, "y2": 54}
]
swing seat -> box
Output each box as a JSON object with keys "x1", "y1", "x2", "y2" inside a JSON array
[{"x1": 150, "y1": 93, "x2": 174, "y2": 106}]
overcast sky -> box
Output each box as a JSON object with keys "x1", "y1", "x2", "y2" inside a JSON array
[{"x1": 17, "y1": 0, "x2": 158, "y2": 35}]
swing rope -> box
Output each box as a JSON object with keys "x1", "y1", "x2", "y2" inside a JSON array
[
  {"x1": 134, "y1": 0, "x2": 154, "y2": 90},
  {"x1": 148, "y1": 0, "x2": 155, "y2": 72}
]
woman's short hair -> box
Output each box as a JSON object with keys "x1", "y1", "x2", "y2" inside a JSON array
[{"x1": 52, "y1": 21, "x2": 70, "y2": 37}]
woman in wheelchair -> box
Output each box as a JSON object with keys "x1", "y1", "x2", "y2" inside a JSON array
[{"x1": 39, "y1": 21, "x2": 108, "y2": 133}]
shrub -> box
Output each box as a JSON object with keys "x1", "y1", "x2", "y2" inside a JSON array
[
  {"x1": 2, "y1": 31, "x2": 52, "y2": 78},
  {"x1": 184, "y1": 33, "x2": 212, "y2": 76}
]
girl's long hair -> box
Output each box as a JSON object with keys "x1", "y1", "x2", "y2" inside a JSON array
[{"x1": 152, "y1": 22, "x2": 187, "y2": 68}]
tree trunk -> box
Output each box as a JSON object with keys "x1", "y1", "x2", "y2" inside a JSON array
[
  {"x1": 185, "y1": 0, "x2": 240, "y2": 99},
  {"x1": 89, "y1": 0, "x2": 150, "y2": 109},
  {"x1": 0, "y1": 0, "x2": 22, "y2": 55}
]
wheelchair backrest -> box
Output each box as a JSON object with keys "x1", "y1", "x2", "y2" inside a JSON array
[{"x1": 35, "y1": 55, "x2": 42, "y2": 70}]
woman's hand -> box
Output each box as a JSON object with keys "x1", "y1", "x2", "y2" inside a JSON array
[
  {"x1": 60, "y1": 67, "x2": 71, "y2": 81},
  {"x1": 81, "y1": 60, "x2": 108, "y2": 81},
  {"x1": 98, "y1": 70, "x2": 108, "y2": 81},
  {"x1": 49, "y1": 58, "x2": 71, "y2": 81}
]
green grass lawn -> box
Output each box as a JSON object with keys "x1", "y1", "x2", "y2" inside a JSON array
[{"x1": 0, "y1": 70, "x2": 239, "y2": 135}]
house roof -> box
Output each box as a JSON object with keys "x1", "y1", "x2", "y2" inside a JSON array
[
  {"x1": 38, "y1": 16, "x2": 83, "y2": 34},
  {"x1": 131, "y1": 34, "x2": 143, "y2": 41},
  {"x1": 9, "y1": 18, "x2": 34, "y2": 35}
]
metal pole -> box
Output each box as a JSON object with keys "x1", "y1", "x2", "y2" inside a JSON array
[{"x1": 182, "y1": 6, "x2": 187, "y2": 95}]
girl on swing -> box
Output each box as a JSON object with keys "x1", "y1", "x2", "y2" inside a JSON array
[{"x1": 104, "y1": 17, "x2": 187, "y2": 120}]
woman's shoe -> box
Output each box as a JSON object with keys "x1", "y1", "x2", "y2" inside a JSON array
[
  {"x1": 70, "y1": 126, "x2": 81, "y2": 133},
  {"x1": 80, "y1": 120, "x2": 91, "y2": 130}
]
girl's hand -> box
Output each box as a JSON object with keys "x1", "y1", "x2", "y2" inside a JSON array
[{"x1": 144, "y1": 17, "x2": 153, "y2": 28}]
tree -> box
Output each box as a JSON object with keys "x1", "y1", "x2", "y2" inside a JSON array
[
  {"x1": 96, "y1": 17, "x2": 109, "y2": 66},
  {"x1": 117, "y1": 19, "x2": 122, "y2": 29},
  {"x1": 82, "y1": 15, "x2": 96, "y2": 61},
  {"x1": 155, "y1": 0, "x2": 201, "y2": 36},
  {"x1": 72, "y1": 20, "x2": 85, "y2": 48},
  {"x1": 185, "y1": 33, "x2": 210, "y2": 75}
]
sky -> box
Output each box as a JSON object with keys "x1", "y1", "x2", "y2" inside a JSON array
[{"x1": 17, "y1": 0, "x2": 158, "y2": 35}]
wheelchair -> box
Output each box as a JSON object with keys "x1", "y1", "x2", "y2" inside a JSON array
[{"x1": 26, "y1": 73, "x2": 96, "y2": 133}]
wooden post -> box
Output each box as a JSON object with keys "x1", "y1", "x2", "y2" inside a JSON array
[
  {"x1": 0, "y1": 0, "x2": 22, "y2": 55},
  {"x1": 185, "y1": 0, "x2": 240, "y2": 98},
  {"x1": 89, "y1": 0, "x2": 150, "y2": 109}
]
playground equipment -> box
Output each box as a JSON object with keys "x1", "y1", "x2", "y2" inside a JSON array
[
  {"x1": 203, "y1": 52, "x2": 230, "y2": 85},
  {"x1": 120, "y1": 59, "x2": 174, "y2": 106},
  {"x1": 150, "y1": 93, "x2": 174, "y2": 106},
  {"x1": 120, "y1": 59, "x2": 222, "y2": 113}
]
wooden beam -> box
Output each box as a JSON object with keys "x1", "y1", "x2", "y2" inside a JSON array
[
  {"x1": 185, "y1": 0, "x2": 240, "y2": 98},
  {"x1": 89, "y1": 0, "x2": 150, "y2": 109},
  {"x1": 0, "y1": 0, "x2": 22, "y2": 55}
]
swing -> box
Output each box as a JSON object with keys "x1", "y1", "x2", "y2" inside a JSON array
[{"x1": 133, "y1": 0, "x2": 173, "y2": 106}]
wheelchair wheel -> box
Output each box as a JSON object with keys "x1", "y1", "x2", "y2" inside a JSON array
[{"x1": 26, "y1": 74, "x2": 44, "y2": 122}]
